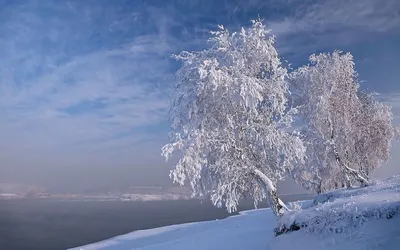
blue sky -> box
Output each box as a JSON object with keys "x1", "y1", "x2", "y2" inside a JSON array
[{"x1": 1, "y1": 0, "x2": 399, "y2": 191}]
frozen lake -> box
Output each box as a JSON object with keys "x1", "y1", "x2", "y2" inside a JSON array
[{"x1": 0, "y1": 194, "x2": 312, "y2": 250}]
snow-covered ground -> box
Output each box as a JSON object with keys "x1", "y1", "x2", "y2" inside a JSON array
[{"x1": 71, "y1": 176, "x2": 400, "y2": 250}]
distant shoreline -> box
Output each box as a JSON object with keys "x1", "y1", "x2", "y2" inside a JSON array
[{"x1": 0, "y1": 192, "x2": 313, "y2": 201}]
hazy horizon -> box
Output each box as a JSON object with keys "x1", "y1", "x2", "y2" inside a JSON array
[{"x1": 1, "y1": 0, "x2": 399, "y2": 194}]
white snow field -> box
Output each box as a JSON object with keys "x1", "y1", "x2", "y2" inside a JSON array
[{"x1": 71, "y1": 176, "x2": 400, "y2": 250}]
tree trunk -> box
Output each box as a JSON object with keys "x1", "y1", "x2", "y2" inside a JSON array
[
  {"x1": 316, "y1": 180, "x2": 322, "y2": 194},
  {"x1": 330, "y1": 128, "x2": 369, "y2": 187},
  {"x1": 252, "y1": 169, "x2": 288, "y2": 217},
  {"x1": 344, "y1": 165, "x2": 370, "y2": 187}
]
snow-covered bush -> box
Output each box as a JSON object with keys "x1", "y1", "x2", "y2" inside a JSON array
[{"x1": 162, "y1": 20, "x2": 305, "y2": 217}]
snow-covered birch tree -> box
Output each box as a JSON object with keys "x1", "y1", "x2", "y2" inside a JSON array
[
  {"x1": 352, "y1": 91, "x2": 395, "y2": 177},
  {"x1": 291, "y1": 51, "x2": 396, "y2": 191},
  {"x1": 162, "y1": 20, "x2": 305, "y2": 217},
  {"x1": 289, "y1": 130, "x2": 336, "y2": 193},
  {"x1": 395, "y1": 127, "x2": 400, "y2": 140}
]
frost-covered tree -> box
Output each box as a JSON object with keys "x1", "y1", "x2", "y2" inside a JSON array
[
  {"x1": 162, "y1": 20, "x2": 305, "y2": 217},
  {"x1": 290, "y1": 51, "x2": 360, "y2": 190},
  {"x1": 395, "y1": 127, "x2": 400, "y2": 140},
  {"x1": 352, "y1": 91, "x2": 395, "y2": 177},
  {"x1": 291, "y1": 51, "x2": 395, "y2": 191},
  {"x1": 289, "y1": 130, "x2": 336, "y2": 194}
]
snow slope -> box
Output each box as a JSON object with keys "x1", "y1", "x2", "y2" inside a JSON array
[
  {"x1": 71, "y1": 176, "x2": 400, "y2": 250},
  {"x1": 277, "y1": 175, "x2": 400, "y2": 234}
]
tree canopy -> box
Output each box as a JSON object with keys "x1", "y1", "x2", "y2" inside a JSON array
[{"x1": 162, "y1": 20, "x2": 305, "y2": 216}]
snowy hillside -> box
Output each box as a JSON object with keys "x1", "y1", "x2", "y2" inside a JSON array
[
  {"x1": 277, "y1": 175, "x2": 400, "y2": 235},
  {"x1": 71, "y1": 176, "x2": 400, "y2": 250}
]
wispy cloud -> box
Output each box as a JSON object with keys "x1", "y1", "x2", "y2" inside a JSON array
[
  {"x1": 266, "y1": 0, "x2": 400, "y2": 59},
  {"x1": 0, "y1": 1, "x2": 176, "y2": 168},
  {"x1": 269, "y1": 0, "x2": 400, "y2": 35}
]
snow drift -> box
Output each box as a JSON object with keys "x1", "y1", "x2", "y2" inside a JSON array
[
  {"x1": 71, "y1": 176, "x2": 400, "y2": 250},
  {"x1": 276, "y1": 175, "x2": 400, "y2": 235}
]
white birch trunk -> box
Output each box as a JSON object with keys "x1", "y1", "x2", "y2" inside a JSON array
[
  {"x1": 330, "y1": 128, "x2": 369, "y2": 187},
  {"x1": 253, "y1": 169, "x2": 289, "y2": 217}
]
